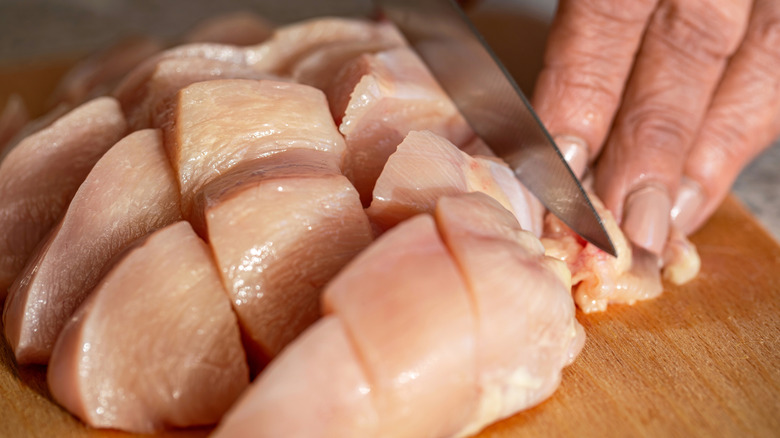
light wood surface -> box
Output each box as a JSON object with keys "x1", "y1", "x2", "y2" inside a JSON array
[{"x1": 2, "y1": 64, "x2": 779, "y2": 438}]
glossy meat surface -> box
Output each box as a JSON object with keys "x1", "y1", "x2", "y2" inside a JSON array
[
  {"x1": 166, "y1": 79, "x2": 345, "y2": 218},
  {"x1": 215, "y1": 194, "x2": 583, "y2": 437},
  {"x1": 202, "y1": 150, "x2": 372, "y2": 368},
  {"x1": 367, "y1": 130, "x2": 544, "y2": 235},
  {"x1": 0, "y1": 97, "x2": 126, "y2": 295},
  {"x1": 3, "y1": 129, "x2": 181, "y2": 364},
  {"x1": 331, "y1": 47, "x2": 475, "y2": 204},
  {"x1": 48, "y1": 221, "x2": 248, "y2": 433}
]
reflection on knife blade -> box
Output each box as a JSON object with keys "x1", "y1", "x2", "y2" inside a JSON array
[{"x1": 377, "y1": 0, "x2": 617, "y2": 257}]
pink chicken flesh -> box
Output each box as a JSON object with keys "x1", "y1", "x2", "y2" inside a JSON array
[
  {"x1": 3, "y1": 129, "x2": 181, "y2": 364},
  {"x1": 165, "y1": 79, "x2": 345, "y2": 219},
  {"x1": 0, "y1": 97, "x2": 126, "y2": 296},
  {"x1": 200, "y1": 149, "x2": 373, "y2": 369},
  {"x1": 367, "y1": 130, "x2": 545, "y2": 236},
  {"x1": 214, "y1": 193, "x2": 583, "y2": 438},
  {"x1": 47, "y1": 221, "x2": 249, "y2": 433},
  {"x1": 328, "y1": 47, "x2": 475, "y2": 204},
  {"x1": 0, "y1": 94, "x2": 29, "y2": 157}
]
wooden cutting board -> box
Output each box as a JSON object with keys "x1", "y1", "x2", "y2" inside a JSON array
[{"x1": 2, "y1": 61, "x2": 779, "y2": 438}]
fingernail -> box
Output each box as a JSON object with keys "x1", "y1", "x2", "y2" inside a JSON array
[
  {"x1": 555, "y1": 135, "x2": 589, "y2": 178},
  {"x1": 670, "y1": 177, "x2": 705, "y2": 234},
  {"x1": 622, "y1": 184, "x2": 671, "y2": 256}
]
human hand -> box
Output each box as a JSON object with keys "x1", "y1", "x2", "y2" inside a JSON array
[{"x1": 531, "y1": 0, "x2": 780, "y2": 255}]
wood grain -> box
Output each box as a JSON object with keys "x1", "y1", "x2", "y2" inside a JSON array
[{"x1": 2, "y1": 64, "x2": 779, "y2": 438}]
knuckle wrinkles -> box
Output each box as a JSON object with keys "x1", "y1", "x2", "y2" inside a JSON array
[
  {"x1": 651, "y1": 0, "x2": 748, "y2": 62},
  {"x1": 625, "y1": 108, "x2": 696, "y2": 156},
  {"x1": 746, "y1": 9, "x2": 780, "y2": 61},
  {"x1": 579, "y1": 0, "x2": 657, "y2": 24}
]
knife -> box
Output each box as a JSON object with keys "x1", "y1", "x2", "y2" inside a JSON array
[{"x1": 377, "y1": 0, "x2": 617, "y2": 257}]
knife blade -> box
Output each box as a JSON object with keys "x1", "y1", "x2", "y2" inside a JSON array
[{"x1": 377, "y1": 0, "x2": 617, "y2": 257}]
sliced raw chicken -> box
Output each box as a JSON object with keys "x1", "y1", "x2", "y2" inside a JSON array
[
  {"x1": 182, "y1": 11, "x2": 274, "y2": 46},
  {"x1": 216, "y1": 214, "x2": 477, "y2": 438},
  {"x1": 166, "y1": 79, "x2": 346, "y2": 219},
  {"x1": 124, "y1": 57, "x2": 284, "y2": 130},
  {"x1": 366, "y1": 130, "x2": 544, "y2": 236},
  {"x1": 541, "y1": 193, "x2": 664, "y2": 313},
  {"x1": 0, "y1": 94, "x2": 29, "y2": 158},
  {"x1": 112, "y1": 42, "x2": 249, "y2": 114},
  {"x1": 434, "y1": 193, "x2": 584, "y2": 436},
  {"x1": 329, "y1": 47, "x2": 475, "y2": 204},
  {"x1": 201, "y1": 149, "x2": 372, "y2": 369},
  {"x1": 0, "y1": 103, "x2": 71, "y2": 161},
  {"x1": 48, "y1": 36, "x2": 163, "y2": 108},
  {"x1": 0, "y1": 97, "x2": 126, "y2": 295},
  {"x1": 244, "y1": 17, "x2": 406, "y2": 75},
  {"x1": 3, "y1": 129, "x2": 181, "y2": 364},
  {"x1": 214, "y1": 316, "x2": 379, "y2": 438},
  {"x1": 215, "y1": 194, "x2": 582, "y2": 438},
  {"x1": 291, "y1": 35, "x2": 405, "y2": 91},
  {"x1": 48, "y1": 221, "x2": 248, "y2": 433}
]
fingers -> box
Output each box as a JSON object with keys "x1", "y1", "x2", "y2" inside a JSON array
[
  {"x1": 532, "y1": 0, "x2": 659, "y2": 176},
  {"x1": 593, "y1": 0, "x2": 752, "y2": 255},
  {"x1": 671, "y1": 0, "x2": 780, "y2": 234}
]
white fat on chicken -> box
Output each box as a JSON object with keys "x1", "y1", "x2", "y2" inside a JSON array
[
  {"x1": 48, "y1": 221, "x2": 248, "y2": 433},
  {"x1": 3, "y1": 129, "x2": 181, "y2": 364}
]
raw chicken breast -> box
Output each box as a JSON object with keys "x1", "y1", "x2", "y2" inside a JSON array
[
  {"x1": 0, "y1": 97, "x2": 126, "y2": 295},
  {"x1": 201, "y1": 150, "x2": 372, "y2": 369},
  {"x1": 215, "y1": 194, "x2": 582, "y2": 438},
  {"x1": 244, "y1": 18, "x2": 406, "y2": 75},
  {"x1": 216, "y1": 214, "x2": 477, "y2": 438},
  {"x1": 124, "y1": 57, "x2": 283, "y2": 130},
  {"x1": 3, "y1": 129, "x2": 181, "y2": 364},
  {"x1": 291, "y1": 37, "x2": 405, "y2": 91},
  {"x1": 0, "y1": 94, "x2": 28, "y2": 157},
  {"x1": 48, "y1": 36, "x2": 163, "y2": 108},
  {"x1": 434, "y1": 193, "x2": 584, "y2": 435},
  {"x1": 48, "y1": 221, "x2": 248, "y2": 433},
  {"x1": 330, "y1": 47, "x2": 475, "y2": 204},
  {"x1": 214, "y1": 316, "x2": 379, "y2": 438},
  {"x1": 367, "y1": 130, "x2": 544, "y2": 236},
  {"x1": 182, "y1": 11, "x2": 274, "y2": 46},
  {"x1": 166, "y1": 79, "x2": 345, "y2": 218},
  {"x1": 542, "y1": 194, "x2": 664, "y2": 313}
]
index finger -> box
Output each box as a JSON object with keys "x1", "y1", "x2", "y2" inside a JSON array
[{"x1": 532, "y1": 0, "x2": 658, "y2": 176}]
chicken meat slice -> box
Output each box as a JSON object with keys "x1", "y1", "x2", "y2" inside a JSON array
[
  {"x1": 216, "y1": 214, "x2": 477, "y2": 438},
  {"x1": 0, "y1": 97, "x2": 126, "y2": 295},
  {"x1": 48, "y1": 221, "x2": 248, "y2": 433},
  {"x1": 165, "y1": 79, "x2": 345, "y2": 219},
  {"x1": 200, "y1": 149, "x2": 373, "y2": 370},
  {"x1": 182, "y1": 11, "x2": 274, "y2": 46},
  {"x1": 215, "y1": 193, "x2": 583, "y2": 438},
  {"x1": 367, "y1": 130, "x2": 544, "y2": 236},
  {"x1": 3, "y1": 129, "x2": 181, "y2": 364},
  {"x1": 244, "y1": 17, "x2": 406, "y2": 75},
  {"x1": 48, "y1": 36, "x2": 163, "y2": 108},
  {"x1": 434, "y1": 193, "x2": 584, "y2": 436},
  {"x1": 329, "y1": 47, "x2": 475, "y2": 204},
  {"x1": 124, "y1": 57, "x2": 284, "y2": 130}
]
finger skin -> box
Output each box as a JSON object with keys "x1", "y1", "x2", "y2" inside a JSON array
[
  {"x1": 676, "y1": 0, "x2": 780, "y2": 234},
  {"x1": 533, "y1": 0, "x2": 658, "y2": 161},
  {"x1": 593, "y1": 0, "x2": 751, "y2": 253}
]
